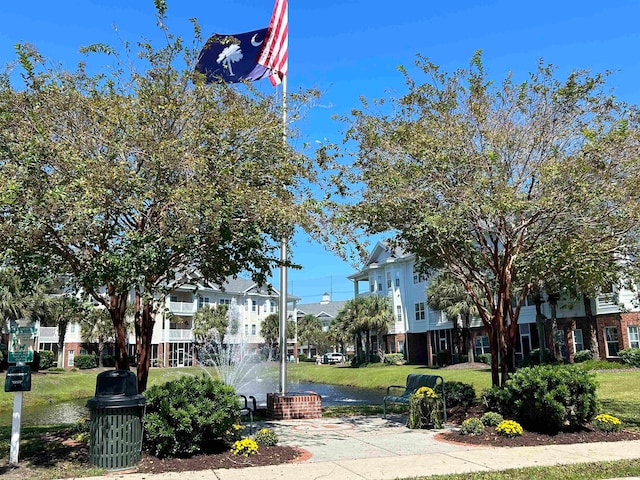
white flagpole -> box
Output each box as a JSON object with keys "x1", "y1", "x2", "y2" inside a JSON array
[{"x1": 278, "y1": 74, "x2": 288, "y2": 395}]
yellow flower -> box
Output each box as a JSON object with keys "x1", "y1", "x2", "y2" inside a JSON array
[
  {"x1": 495, "y1": 420, "x2": 523, "y2": 437},
  {"x1": 231, "y1": 438, "x2": 259, "y2": 456},
  {"x1": 415, "y1": 387, "x2": 439, "y2": 399}
]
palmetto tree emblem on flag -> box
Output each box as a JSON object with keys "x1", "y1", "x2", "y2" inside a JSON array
[{"x1": 217, "y1": 44, "x2": 243, "y2": 76}]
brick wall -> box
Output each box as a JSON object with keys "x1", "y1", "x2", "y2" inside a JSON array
[
  {"x1": 266, "y1": 392, "x2": 322, "y2": 419},
  {"x1": 596, "y1": 312, "x2": 640, "y2": 358}
]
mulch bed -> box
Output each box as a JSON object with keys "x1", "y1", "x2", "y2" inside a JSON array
[
  {"x1": 136, "y1": 446, "x2": 305, "y2": 474},
  {"x1": 438, "y1": 427, "x2": 640, "y2": 448}
]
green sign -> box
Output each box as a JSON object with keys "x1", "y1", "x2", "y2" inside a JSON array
[{"x1": 8, "y1": 326, "x2": 36, "y2": 364}]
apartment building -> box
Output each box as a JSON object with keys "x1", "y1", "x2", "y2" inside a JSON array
[
  {"x1": 349, "y1": 242, "x2": 640, "y2": 364},
  {"x1": 37, "y1": 275, "x2": 295, "y2": 368}
]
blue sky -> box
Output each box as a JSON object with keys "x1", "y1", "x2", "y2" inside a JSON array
[{"x1": 3, "y1": 1, "x2": 640, "y2": 302}]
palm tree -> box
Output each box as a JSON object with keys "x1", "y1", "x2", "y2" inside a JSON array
[
  {"x1": 297, "y1": 314, "x2": 322, "y2": 357},
  {"x1": 0, "y1": 268, "x2": 27, "y2": 330},
  {"x1": 426, "y1": 271, "x2": 480, "y2": 363},
  {"x1": 361, "y1": 295, "x2": 393, "y2": 362}
]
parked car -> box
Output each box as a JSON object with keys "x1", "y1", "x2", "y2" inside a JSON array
[{"x1": 324, "y1": 352, "x2": 345, "y2": 364}]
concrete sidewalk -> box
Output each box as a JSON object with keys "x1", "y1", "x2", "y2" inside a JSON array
[{"x1": 79, "y1": 415, "x2": 640, "y2": 480}]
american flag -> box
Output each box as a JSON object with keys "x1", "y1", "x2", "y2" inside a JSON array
[{"x1": 257, "y1": 0, "x2": 288, "y2": 85}]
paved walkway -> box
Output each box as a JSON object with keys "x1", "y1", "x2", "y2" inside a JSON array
[{"x1": 77, "y1": 415, "x2": 640, "y2": 480}]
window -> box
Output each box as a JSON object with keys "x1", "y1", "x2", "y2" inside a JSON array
[
  {"x1": 68, "y1": 350, "x2": 75, "y2": 367},
  {"x1": 377, "y1": 276, "x2": 383, "y2": 291},
  {"x1": 395, "y1": 278, "x2": 400, "y2": 287},
  {"x1": 370, "y1": 281, "x2": 375, "y2": 293},
  {"x1": 573, "y1": 329, "x2": 584, "y2": 352},
  {"x1": 170, "y1": 295, "x2": 178, "y2": 302},
  {"x1": 413, "y1": 270, "x2": 426, "y2": 284},
  {"x1": 252, "y1": 300, "x2": 257, "y2": 312},
  {"x1": 251, "y1": 324, "x2": 257, "y2": 335},
  {"x1": 396, "y1": 305, "x2": 402, "y2": 322},
  {"x1": 604, "y1": 326, "x2": 620, "y2": 357},
  {"x1": 414, "y1": 302, "x2": 425, "y2": 321},
  {"x1": 69, "y1": 323, "x2": 76, "y2": 334},
  {"x1": 219, "y1": 298, "x2": 231, "y2": 305},
  {"x1": 198, "y1": 296, "x2": 211, "y2": 309},
  {"x1": 387, "y1": 279, "x2": 392, "y2": 288},
  {"x1": 437, "y1": 330, "x2": 447, "y2": 351},
  {"x1": 270, "y1": 301, "x2": 276, "y2": 313},
  {"x1": 244, "y1": 324, "x2": 249, "y2": 336},
  {"x1": 628, "y1": 326, "x2": 640, "y2": 349},
  {"x1": 475, "y1": 336, "x2": 490, "y2": 355}
]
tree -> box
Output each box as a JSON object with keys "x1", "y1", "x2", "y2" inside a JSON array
[
  {"x1": 0, "y1": 268, "x2": 27, "y2": 332},
  {"x1": 426, "y1": 270, "x2": 480, "y2": 363},
  {"x1": 260, "y1": 313, "x2": 295, "y2": 360},
  {"x1": 297, "y1": 314, "x2": 322, "y2": 357},
  {"x1": 0, "y1": 8, "x2": 322, "y2": 392},
  {"x1": 338, "y1": 52, "x2": 640, "y2": 385},
  {"x1": 193, "y1": 304, "x2": 230, "y2": 345},
  {"x1": 34, "y1": 293, "x2": 88, "y2": 368},
  {"x1": 360, "y1": 295, "x2": 393, "y2": 362},
  {"x1": 80, "y1": 306, "x2": 115, "y2": 367}
]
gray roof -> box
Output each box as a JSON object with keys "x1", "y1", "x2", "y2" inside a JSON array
[{"x1": 296, "y1": 300, "x2": 348, "y2": 319}]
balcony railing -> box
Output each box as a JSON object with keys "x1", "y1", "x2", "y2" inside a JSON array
[
  {"x1": 169, "y1": 301, "x2": 197, "y2": 315},
  {"x1": 168, "y1": 329, "x2": 193, "y2": 341},
  {"x1": 38, "y1": 326, "x2": 58, "y2": 343}
]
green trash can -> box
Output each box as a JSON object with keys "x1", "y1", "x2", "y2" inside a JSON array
[
  {"x1": 322, "y1": 354, "x2": 329, "y2": 364},
  {"x1": 87, "y1": 370, "x2": 146, "y2": 471}
]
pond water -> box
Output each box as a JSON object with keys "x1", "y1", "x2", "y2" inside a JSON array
[{"x1": 1, "y1": 382, "x2": 383, "y2": 426}]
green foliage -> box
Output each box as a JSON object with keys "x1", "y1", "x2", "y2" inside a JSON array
[
  {"x1": 593, "y1": 413, "x2": 623, "y2": 432},
  {"x1": 436, "y1": 350, "x2": 451, "y2": 366},
  {"x1": 481, "y1": 386, "x2": 514, "y2": 416},
  {"x1": 38, "y1": 349, "x2": 55, "y2": 369},
  {"x1": 407, "y1": 392, "x2": 443, "y2": 429},
  {"x1": 298, "y1": 353, "x2": 307, "y2": 362},
  {"x1": 506, "y1": 365, "x2": 599, "y2": 433},
  {"x1": 481, "y1": 411, "x2": 504, "y2": 427},
  {"x1": 143, "y1": 374, "x2": 240, "y2": 458},
  {"x1": 253, "y1": 427, "x2": 278, "y2": 446},
  {"x1": 574, "y1": 349, "x2": 593, "y2": 363},
  {"x1": 73, "y1": 354, "x2": 97, "y2": 369},
  {"x1": 476, "y1": 354, "x2": 491, "y2": 365},
  {"x1": 459, "y1": 418, "x2": 485, "y2": 436},
  {"x1": 436, "y1": 381, "x2": 476, "y2": 408},
  {"x1": 102, "y1": 354, "x2": 115, "y2": 367},
  {"x1": 383, "y1": 353, "x2": 405, "y2": 365},
  {"x1": 618, "y1": 348, "x2": 640, "y2": 367},
  {"x1": 520, "y1": 348, "x2": 551, "y2": 367}
]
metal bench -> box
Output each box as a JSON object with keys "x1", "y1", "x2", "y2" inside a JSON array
[{"x1": 383, "y1": 373, "x2": 447, "y2": 422}]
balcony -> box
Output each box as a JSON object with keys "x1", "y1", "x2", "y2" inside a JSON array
[
  {"x1": 169, "y1": 301, "x2": 197, "y2": 315},
  {"x1": 168, "y1": 329, "x2": 194, "y2": 341},
  {"x1": 38, "y1": 327, "x2": 58, "y2": 343}
]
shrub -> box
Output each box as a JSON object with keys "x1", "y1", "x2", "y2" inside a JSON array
[
  {"x1": 481, "y1": 386, "x2": 514, "y2": 416},
  {"x1": 47, "y1": 367, "x2": 65, "y2": 372},
  {"x1": 519, "y1": 348, "x2": 551, "y2": 367},
  {"x1": 481, "y1": 411, "x2": 504, "y2": 427},
  {"x1": 39, "y1": 350, "x2": 55, "y2": 370},
  {"x1": 74, "y1": 354, "x2": 97, "y2": 369},
  {"x1": 143, "y1": 374, "x2": 240, "y2": 458},
  {"x1": 223, "y1": 424, "x2": 245, "y2": 444},
  {"x1": 573, "y1": 349, "x2": 593, "y2": 363},
  {"x1": 408, "y1": 389, "x2": 443, "y2": 429},
  {"x1": 618, "y1": 348, "x2": 640, "y2": 368},
  {"x1": 383, "y1": 353, "x2": 405, "y2": 365},
  {"x1": 231, "y1": 438, "x2": 258, "y2": 456},
  {"x1": 101, "y1": 354, "x2": 115, "y2": 367},
  {"x1": 593, "y1": 414, "x2": 622, "y2": 432},
  {"x1": 476, "y1": 353, "x2": 491, "y2": 364},
  {"x1": 459, "y1": 418, "x2": 484, "y2": 436},
  {"x1": 436, "y1": 381, "x2": 476, "y2": 408},
  {"x1": 495, "y1": 420, "x2": 523, "y2": 437},
  {"x1": 298, "y1": 353, "x2": 307, "y2": 362},
  {"x1": 436, "y1": 350, "x2": 451, "y2": 366},
  {"x1": 506, "y1": 365, "x2": 598, "y2": 433},
  {"x1": 253, "y1": 428, "x2": 278, "y2": 446}
]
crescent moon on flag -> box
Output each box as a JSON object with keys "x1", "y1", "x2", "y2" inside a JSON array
[{"x1": 251, "y1": 34, "x2": 264, "y2": 47}]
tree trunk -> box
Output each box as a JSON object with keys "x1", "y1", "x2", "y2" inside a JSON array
[
  {"x1": 57, "y1": 320, "x2": 69, "y2": 368},
  {"x1": 108, "y1": 287, "x2": 130, "y2": 371},
  {"x1": 564, "y1": 319, "x2": 576, "y2": 364},
  {"x1": 534, "y1": 294, "x2": 547, "y2": 363},
  {"x1": 136, "y1": 302, "x2": 155, "y2": 393},
  {"x1": 583, "y1": 294, "x2": 600, "y2": 359},
  {"x1": 488, "y1": 324, "x2": 500, "y2": 386},
  {"x1": 548, "y1": 294, "x2": 561, "y2": 361},
  {"x1": 463, "y1": 313, "x2": 474, "y2": 363}
]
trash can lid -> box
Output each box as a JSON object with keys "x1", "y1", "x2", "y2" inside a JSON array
[
  {"x1": 95, "y1": 369, "x2": 138, "y2": 397},
  {"x1": 87, "y1": 394, "x2": 146, "y2": 410}
]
